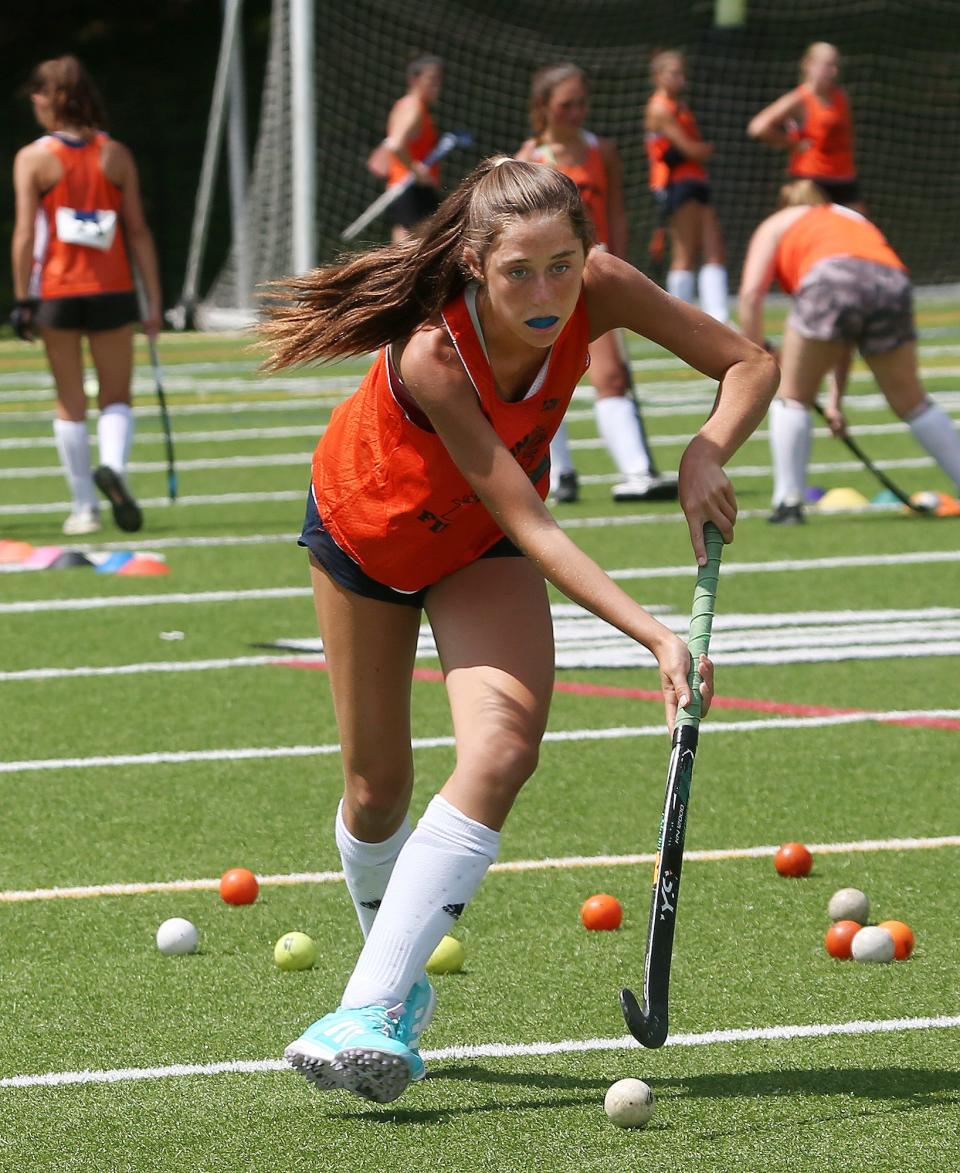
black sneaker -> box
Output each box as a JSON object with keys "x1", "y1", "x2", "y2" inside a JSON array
[
  {"x1": 767, "y1": 502, "x2": 805, "y2": 525},
  {"x1": 553, "y1": 471, "x2": 579, "y2": 505},
  {"x1": 93, "y1": 465, "x2": 143, "y2": 532},
  {"x1": 612, "y1": 472, "x2": 679, "y2": 502}
]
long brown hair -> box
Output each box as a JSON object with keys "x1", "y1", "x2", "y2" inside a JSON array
[
  {"x1": 528, "y1": 63, "x2": 586, "y2": 137},
  {"x1": 28, "y1": 55, "x2": 107, "y2": 130},
  {"x1": 262, "y1": 157, "x2": 593, "y2": 369}
]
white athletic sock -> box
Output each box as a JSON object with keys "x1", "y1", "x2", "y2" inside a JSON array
[
  {"x1": 335, "y1": 800, "x2": 411, "y2": 939},
  {"x1": 97, "y1": 402, "x2": 134, "y2": 476},
  {"x1": 550, "y1": 421, "x2": 575, "y2": 488},
  {"x1": 698, "y1": 263, "x2": 730, "y2": 323},
  {"x1": 595, "y1": 395, "x2": 652, "y2": 477},
  {"x1": 769, "y1": 398, "x2": 811, "y2": 506},
  {"x1": 53, "y1": 418, "x2": 97, "y2": 510},
  {"x1": 340, "y1": 794, "x2": 500, "y2": 1009},
  {"x1": 666, "y1": 269, "x2": 696, "y2": 304},
  {"x1": 906, "y1": 399, "x2": 960, "y2": 492}
]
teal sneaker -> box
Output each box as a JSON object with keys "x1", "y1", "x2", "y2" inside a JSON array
[
  {"x1": 397, "y1": 977, "x2": 436, "y2": 1079},
  {"x1": 284, "y1": 1004, "x2": 424, "y2": 1103}
]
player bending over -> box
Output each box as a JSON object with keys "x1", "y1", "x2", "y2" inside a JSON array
[
  {"x1": 739, "y1": 180, "x2": 960, "y2": 524},
  {"x1": 264, "y1": 157, "x2": 777, "y2": 1104}
]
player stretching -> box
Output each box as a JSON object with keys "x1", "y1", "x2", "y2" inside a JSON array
[
  {"x1": 645, "y1": 50, "x2": 730, "y2": 324},
  {"x1": 264, "y1": 157, "x2": 777, "y2": 1104},
  {"x1": 11, "y1": 55, "x2": 161, "y2": 536},
  {"x1": 747, "y1": 41, "x2": 862, "y2": 210},
  {"x1": 739, "y1": 181, "x2": 960, "y2": 524},
  {"x1": 517, "y1": 62, "x2": 678, "y2": 504}
]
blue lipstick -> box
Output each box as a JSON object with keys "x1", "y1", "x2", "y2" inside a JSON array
[{"x1": 526, "y1": 315, "x2": 559, "y2": 330}]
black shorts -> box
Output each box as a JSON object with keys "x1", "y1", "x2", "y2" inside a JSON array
[
  {"x1": 805, "y1": 177, "x2": 862, "y2": 207},
  {"x1": 35, "y1": 291, "x2": 139, "y2": 332},
  {"x1": 385, "y1": 183, "x2": 441, "y2": 229},
  {"x1": 297, "y1": 488, "x2": 523, "y2": 608},
  {"x1": 652, "y1": 179, "x2": 711, "y2": 219}
]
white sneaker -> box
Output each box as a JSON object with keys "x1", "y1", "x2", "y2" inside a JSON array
[
  {"x1": 62, "y1": 506, "x2": 101, "y2": 536},
  {"x1": 612, "y1": 473, "x2": 679, "y2": 503}
]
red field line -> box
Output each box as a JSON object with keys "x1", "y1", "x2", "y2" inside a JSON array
[{"x1": 279, "y1": 660, "x2": 960, "y2": 731}]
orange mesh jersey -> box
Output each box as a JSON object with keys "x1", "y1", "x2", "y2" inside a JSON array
[
  {"x1": 530, "y1": 134, "x2": 610, "y2": 248},
  {"x1": 788, "y1": 86, "x2": 855, "y2": 181},
  {"x1": 776, "y1": 204, "x2": 905, "y2": 294},
  {"x1": 34, "y1": 132, "x2": 133, "y2": 299},
  {"x1": 645, "y1": 94, "x2": 708, "y2": 189},
  {"x1": 387, "y1": 100, "x2": 440, "y2": 187},
  {"x1": 311, "y1": 287, "x2": 591, "y2": 591}
]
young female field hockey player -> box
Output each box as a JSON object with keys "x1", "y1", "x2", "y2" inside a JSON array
[
  {"x1": 739, "y1": 181, "x2": 960, "y2": 524},
  {"x1": 266, "y1": 157, "x2": 777, "y2": 1104},
  {"x1": 369, "y1": 55, "x2": 444, "y2": 242},
  {"x1": 517, "y1": 62, "x2": 678, "y2": 504},
  {"x1": 747, "y1": 42, "x2": 862, "y2": 210},
  {"x1": 645, "y1": 50, "x2": 730, "y2": 324},
  {"x1": 11, "y1": 55, "x2": 161, "y2": 536}
]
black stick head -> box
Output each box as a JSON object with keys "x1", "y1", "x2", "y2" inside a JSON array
[{"x1": 620, "y1": 986, "x2": 668, "y2": 1049}]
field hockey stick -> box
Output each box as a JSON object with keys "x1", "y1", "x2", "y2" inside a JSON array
[
  {"x1": 147, "y1": 334, "x2": 178, "y2": 502},
  {"x1": 620, "y1": 521, "x2": 723, "y2": 1049},
  {"x1": 811, "y1": 401, "x2": 928, "y2": 512},
  {"x1": 341, "y1": 130, "x2": 473, "y2": 241}
]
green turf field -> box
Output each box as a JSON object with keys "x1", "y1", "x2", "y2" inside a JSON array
[{"x1": 1, "y1": 303, "x2": 958, "y2": 1172}]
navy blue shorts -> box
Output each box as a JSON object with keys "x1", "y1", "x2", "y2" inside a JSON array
[
  {"x1": 297, "y1": 488, "x2": 523, "y2": 608},
  {"x1": 35, "y1": 291, "x2": 139, "y2": 332},
  {"x1": 653, "y1": 179, "x2": 711, "y2": 219}
]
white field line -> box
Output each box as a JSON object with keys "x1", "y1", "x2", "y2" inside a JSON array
[
  {"x1": 3, "y1": 835, "x2": 958, "y2": 905},
  {"x1": 3, "y1": 416, "x2": 958, "y2": 455},
  {"x1": 2, "y1": 710, "x2": 958, "y2": 775},
  {"x1": 3, "y1": 608, "x2": 958, "y2": 680},
  {"x1": 0, "y1": 489, "x2": 304, "y2": 517},
  {"x1": 3, "y1": 550, "x2": 957, "y2": 611},
  {"x1": 4, "y1": 388, "x2": 960, "y2": 428},
  {"x1": 0, "y1": 449, "x2": 946, "y2": 482},
  {"x1": 2, "y1": 1014, "x2": 959, "y2": 1090}
]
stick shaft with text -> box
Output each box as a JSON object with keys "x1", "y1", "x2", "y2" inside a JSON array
[{"x1": 620, "y1": 522, "x2": 723, "y2": 1048}]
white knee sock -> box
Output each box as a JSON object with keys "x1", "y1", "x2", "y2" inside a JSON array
[
  {"x1": 53, "y1": 418, "x2": 97, "y2": 510},
  {"x1": 595, "y1": 395, "x2": 652, "y2": 477},
  {"x1": 698, "y1": 263, "x2": 730, "y2": 323},
  {"x1": 906, "y1": 399, "x2": 960, "y2": 491},
  {"x1": 335, "y1": 800, "x2": 411, "y2": 940},
  {"x1": 550, "y1": 421, "x2": 575, "y2": 488},
  {"x1": 97, "y1": 402, "x2": 134, "y2": 476},
  {"x1": 666, "y1": 269, "x2": 696, "y2": 304},
  {"x1": 340, "y1": 794, "x2": 499, "y2": 1009},
  {"x1": 769, "y1": 398, "x2": 811, "y2": 506}
]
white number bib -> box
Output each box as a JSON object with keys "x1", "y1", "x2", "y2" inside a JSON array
[{"x1": 54, "y1": 207, "x2": 118, "y2": 251}]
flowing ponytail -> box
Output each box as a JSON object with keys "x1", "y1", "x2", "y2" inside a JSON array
[{"x1": 262, "y1": 156, "x2": 592, "y2": 369}]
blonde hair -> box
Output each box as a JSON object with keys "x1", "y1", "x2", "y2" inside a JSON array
[
  {"x1": 263, "y1": 157, "x2": 593, "y2": 367},
  {"x1": 778, "y1": 179, "x2": 828, "y2": 208},
  {"x1": 800, "y1": 41, "x2": 840, "y2": 80},
  {"x1": 528, "y1": 63, "x2": 586, "y2": 137}
]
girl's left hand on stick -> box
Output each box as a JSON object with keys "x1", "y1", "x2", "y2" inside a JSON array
[{"x1": 678, "y1": 446, "x2": 738, "y2": 565}]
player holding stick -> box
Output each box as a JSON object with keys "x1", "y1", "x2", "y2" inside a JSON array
[
  {"x1": 264, "y1": 157, "x2": 777, "y2": 1104},
  {"x1": 11, "y1": 55, "x2": 161, "y2": 536},
  {"x1": 517, "y1": 62, "x2": 678, "y2": 504},
  {"x1": 368, "y1": 55, "x2": 444, "y2": 242},
  {"x1": 645, "y1": 50, "x2": 730, "y2": 324},
  {"x1": 739, "y1": 180, "x2": 960, "y2": 524}
]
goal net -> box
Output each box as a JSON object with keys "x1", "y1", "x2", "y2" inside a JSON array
[{"x1": 196, "y1": 0, "x2": 960, "y2": 325}]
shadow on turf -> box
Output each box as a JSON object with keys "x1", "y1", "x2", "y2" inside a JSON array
[{"x1": 325, "y1": 1064, "x2": 960, "y2": 1125}]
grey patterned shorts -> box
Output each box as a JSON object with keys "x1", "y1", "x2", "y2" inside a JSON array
[{"x1": 789, "y1": 257, "x2": 916, "y2": 356}]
